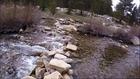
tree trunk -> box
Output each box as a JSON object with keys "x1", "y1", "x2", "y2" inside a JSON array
[{"x1": 80, "y1": 10, "x2": 83, "y2": 16}]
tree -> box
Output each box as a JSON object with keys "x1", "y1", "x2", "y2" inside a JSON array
[
  {"x1": 48, "y1": 0, "x2": 57, "y2": 15},
  {"x1": 115, "y1": 0, "x2": 134, "y2": 23},
  {"x1": 67, "y1": 0, "x2": 75, "y2": 14},
  {"x1": 90, "y1": 0, "x2": 112, "y2": 15}
]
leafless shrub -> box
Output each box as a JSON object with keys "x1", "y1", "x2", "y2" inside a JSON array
[
  {"x1": 129, "y1": 26, "x2": 140, "y2": 39},
  {"x1": 81, "y1": 17, "x2": 113, "y2": 36},
  {"x1": 0, "y1": 3, "x2": 41, "y2": 33}
]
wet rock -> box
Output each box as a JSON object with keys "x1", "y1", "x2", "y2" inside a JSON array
[
  {"x1": 49, "y1": 59, "x2": 71, "y2": 72},
  {"x1": 29, "y1": 65, "x2": 36, "y2": 75},
  {"x1": 36, "y1": 59, "x2": 44, "y2": 67},
  {"x1": 22, "y1": 76, "x2": 36, "y2": 79},
  {"x1": 43, "y1": 71, "x2": 62, "y2": 79},
  {"x1": 66, "y1": 43, "x2": 77, "y2": 51},
  {"x1": 48, "y1": 51, "x2": 56, "y2": 56},
  {"x1": 130, "y1": 36, "x2": 140, "y2": 45},
  {"x1": 35, "y1": 67, "x2": 45, "y2": 79},
  {"x1": 63, "y1": 74, "x2": 71, "y2": 79},
  {"x1": 19, "y1": 36, "x2": 26, "y2": 41},
  {"x1": 54, "y1": 54, "x2": 67, "y2": 60},
  {"x1": 43, "y1": 60, "x2": 49, "y2": 71}
]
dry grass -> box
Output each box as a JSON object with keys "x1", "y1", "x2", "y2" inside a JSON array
[
  {"x1": 113, "y1": 26, "x2": 140, "y2": 43},
  {"x1": 81, "y1": 17, "x2": 113, "y2": 36},
  {"x1": 0, "y1": 3, "x2": 41, "y2": 33},
  {"x1": 79, "y1": 17, "x2": 140, "y2": 44}
]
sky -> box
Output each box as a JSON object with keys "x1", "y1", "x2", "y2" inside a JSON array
[{"x1": 112, "y1": 0, "x2": 140, "y2": 11}]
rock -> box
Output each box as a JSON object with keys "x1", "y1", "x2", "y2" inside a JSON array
[
  {"x1": 63, "y1": 74, "x2": 71, "y2": 79},
  {"x1": 36, "y1": 59, "x2": 44, "y2": 67},
  {"x1": 68, "y1": 69, "x2": 74, "y2": 75},
  {"x1": 131, "y1": 36, "x2": 140, "y2": 45},
  {"x1": 24, "y1": 27, "x2": 35, "y2": 33},
  {"x1": 56, "y1": 50, "x2": 65, "y2": 54},
  {"x1": 19, "y1": 29, "x2": 24, "y2": 33},
  {"x1": 35, "y1": 67, "x2": 46, "y2": 79},
  {"x1": 19, "y1": 36, "x2": 26, "y2": 41},
  {"x1": 49, "y1": 59, "x2": 71, "y2": 72},
  {"x1": 29, "y1": 65, "x2": 36, "y2": 75},
  {"x1": 43, "y1": 60, "x2": 49, "y2": 71},
  {"x1": 66, "y1": 43, "x2": 77, "y2": 51},
  {"x1": 69, "y1": 18, "x2": 75, "y2": 23},
  {"x1": 44, "y1": 71, "x2": 63, "y2": 79},
  {"x1": 48, "y1": 51, "x2": 56, "y2": 56},
  {"x1": 65, "y1": 51, "x2": 70, "y2": 57},
  {"x1": 44, "y1": 72, "x2": 50, "y2": 76},
  {"x1": 22, "y1": 76, "x2": 36, "y2": 79},
  {"x1": 60, "y1": 25, "x2": 77, "y2": 31},
  {"x1": 44, "y1": 27, "x2": 51, "y2": 31},
  {"x1": 63, "y1": 58, "x2": 73, "y2": 63},
  {"x1": 48, "y1": 68, "x2": 56, "y2": 73},
  {"x1": 54, "y1": 54, "x2": 67, "y2": 60}
]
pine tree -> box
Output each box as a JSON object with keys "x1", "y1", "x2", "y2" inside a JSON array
[{"x1": 116, "y1": 0, "x2": 134, "y2": 23}]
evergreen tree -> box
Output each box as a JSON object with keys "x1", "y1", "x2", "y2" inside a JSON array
[
  {"x1": 115, "y1": 0, "x2": 134, "y2": 23},
  {"x1": 48, "y1": 0, "x2": 57, "y2": 15}
]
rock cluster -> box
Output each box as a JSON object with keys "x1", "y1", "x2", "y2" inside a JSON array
[{"x1": 22, "y1": 43, "x2": 77, "y2": 79}]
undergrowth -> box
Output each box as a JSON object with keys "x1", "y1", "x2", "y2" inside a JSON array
[{"x1": 0, "y1": 2, "x2": 41, "y2": 33}]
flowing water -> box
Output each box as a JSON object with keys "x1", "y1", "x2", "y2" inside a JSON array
[
  {"x1": 0, "y1": 25, "x2": 71, "y2": 79},
  {"x1": 71, "y1": 32, "x2": 140, "y2": 79},
  {"x1": 0, "y1": 26, "x2": 139, "y2": 79}
]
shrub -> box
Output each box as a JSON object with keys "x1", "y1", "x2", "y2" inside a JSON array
[
  {"x1": 113, "y1": 29, "x2": 133, "y2": 43},
  {"x1": 0, "y1": 3, "x2": 41, "y2": 33},
  {"x1": 129, "y1": 26, "x2": 140, "y2": 39},
  {"x1": 81, "y1": 17, "x2": 113, "y2": 36}
]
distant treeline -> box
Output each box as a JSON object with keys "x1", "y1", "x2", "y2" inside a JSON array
[{"x1": 0, "y1": 0, "x2": 140, "y2": 25}]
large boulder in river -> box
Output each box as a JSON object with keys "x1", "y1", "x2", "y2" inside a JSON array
[
  {"x1": 130, "y1": 36, "x2": 140, "y2": 45},
  {"x1": 49, "y1": 59, "x2": 71, "y2": 72}
]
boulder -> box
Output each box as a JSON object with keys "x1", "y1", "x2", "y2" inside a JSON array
[
  {"x1": 60, "y1": 25, "x2": 77, "y2": 31},
  {"x1": 65, "y1": 51, "x2": 70, "y2": 57},
  {"x1": 44, "y1": 71, "x2": 63, "y2": 79},
  {"x1": 43, "y1": 60, "x2": 49, "y2": 71},
  {"x1": 63, "y1": 58, "x2": 73, "y2": 63},
  {"x1": 44, "y1": 72, "x2": 50, "y2": 76},
  {"x1": 69, "y1": 18, "x2": 75, "y2": 23},
  {"x1": 29, "y1": 65, "x2": 36, "y2": 75},
  {"x1": 63, "y1": 74, "x2": 71, "y2": 79},
  {"x1": 36, "y1": 59, "x2": 44, "y2": 67},
  {"x1": 54, "y1": 54, "x2": 67, "y2": 60},
  {"x1": 131, "y1": 36, "x2": 140, "y2": 45},
  {"x1": 22, "y1": 76, "x2": 36, "y2": 79},
  {"x1": 44, "y1": 27, "x2": 51, "y2": 31},
  {"x1": 48, "y1": 51, "x2": 56, "y2": 56},
  {"x1": 66, "y1": 43, "x2": 77, "y2": 51},
  {"x1": 49, "y1": 59, "x2": 71, "y2": 72},
  {"x1": 35, "y1": 67, "x2": 46, "y2": 79}
]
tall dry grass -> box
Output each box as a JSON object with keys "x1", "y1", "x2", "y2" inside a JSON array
[
  {"x1": 0, "y1": 3, "x2": 41, "y2": 33},
  {"x1": 81, "y1": 17, "x2": 113, "y2": 36},
  {"x1": 80, "y1": 17, "x2": 140, "y2": 44}
]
